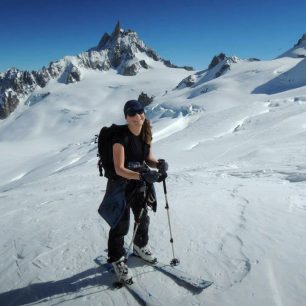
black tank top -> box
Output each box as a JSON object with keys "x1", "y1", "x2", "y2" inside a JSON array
[{"x1": 112, "y1": 125, "x2": 149, "y2": 165}]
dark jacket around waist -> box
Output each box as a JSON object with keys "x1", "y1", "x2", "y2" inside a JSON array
[
  {"x1": 98, "y1": 178, "x2": 127, "y2": 228},
  {"x1": 98, "y1": 178, "x2": 157, "y2": 228}
]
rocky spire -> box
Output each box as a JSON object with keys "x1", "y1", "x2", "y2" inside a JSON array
[
  {"x1": 208, "y1": 53, "x2": 226, "y2": 70},
  {"x1": 112, "y1": 21, "x2": 121, "y2": 37},
  {"x1": 96, "y1": 21, "x2": 121, "y2": 50},
  {"x1": 97, "y1": 32, "x2": 110, "y2": 50}
]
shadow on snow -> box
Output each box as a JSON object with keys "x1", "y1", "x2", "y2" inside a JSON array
[
  {"x1": 252, "y1": 58, "x2": 306, "y2": 95},
  {"x1": 0, "y1": 263, "x2": 112, "y2": 306}
]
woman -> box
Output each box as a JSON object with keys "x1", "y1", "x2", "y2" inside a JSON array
[{"x1": 103, "y1": 100, "x2": 168, "y2": 283}]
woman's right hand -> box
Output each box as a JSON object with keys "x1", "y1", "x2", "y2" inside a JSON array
[{"x1": 140, "y1": 170, "x2": 160, "y2": 184}]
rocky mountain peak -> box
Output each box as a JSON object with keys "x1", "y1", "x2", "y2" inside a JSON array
[
  {"x1": 96, "y1": 22, "x2": 142, "y2": 51},
  {"x1": 277, "y1": 33, "x2": 306, "y2": 59},
  {"x1": 208, "y1": 53, "x2": 227, "y2": 70},
  {"x1": 96, "y1": 21, "x2": 123, "y2": 50},
  {"x1": 92, "y1": 22, "x2": 193, "y2": 72},
  {"x1": 0, "y1": 23, "x2": 192, "y2": 119},
  {"x1": 294, "y1": 33, "x2": 306, "y2": 47},
  {"x1": 112, "y1": 21, "x2": 122, "y2": 37},
  {"x1": 176, "y1": 53, "x2": 241, "y2": 90}
]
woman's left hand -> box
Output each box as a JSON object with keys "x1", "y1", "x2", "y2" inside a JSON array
[{"x1": 157, "y1": 159, "x2": 168, "y2": 173}]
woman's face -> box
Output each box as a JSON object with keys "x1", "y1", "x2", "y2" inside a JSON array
[{"x1": 126, "y1": 111, "x2": 145, "y2": 128}]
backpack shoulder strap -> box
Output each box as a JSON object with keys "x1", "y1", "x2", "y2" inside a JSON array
[
  {"x1": 143, "y1": 142, "x2": 150, "y2": 161},
  {"x1": 112, "y1": 124, "x2": 129, "y2": 147}
]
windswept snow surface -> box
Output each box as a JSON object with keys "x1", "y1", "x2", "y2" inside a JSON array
[{"x1": 1, "y1": 58, "x2": 306, "y2": 306}]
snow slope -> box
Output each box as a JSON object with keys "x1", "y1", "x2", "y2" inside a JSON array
[{"x1": 0, "y1": 55, "x2": 306, "y2": 306}]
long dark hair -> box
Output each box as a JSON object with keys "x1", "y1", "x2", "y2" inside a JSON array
[{"x1": 141, "y1": 118, "x2": 152, "y2": 144}]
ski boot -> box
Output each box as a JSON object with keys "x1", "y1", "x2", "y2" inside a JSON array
[
  {"x1": 112, "y1": 256, "x2": 133, "y2": 284},
  {"x1": 133, "y1": 244, "x2": 157, "y2": 264}
]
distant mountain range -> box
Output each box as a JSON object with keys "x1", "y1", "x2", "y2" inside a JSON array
[
  {"x1": 0, "y1": 22, "x2": 305, "y2": 119},
  {"x1": 0, "y1": 22, "x2": 192, "y2": 119}
]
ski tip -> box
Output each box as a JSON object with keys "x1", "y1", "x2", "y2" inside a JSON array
[
  {"x1": 201, "y1": 281, "x2": 213, "y2": 289},
  {"x1": 113, "y1": 277, "x2": 134, "y2": 288}
]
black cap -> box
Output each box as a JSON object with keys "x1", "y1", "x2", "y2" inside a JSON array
[{"x1": 124, "y1": 100, "x2": 144, "y2": 117}]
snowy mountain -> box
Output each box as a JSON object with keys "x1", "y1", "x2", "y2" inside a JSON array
[
  {"x1": 176, "y1": 53, "x2": 261, "y2": 92},
  {"x1": 0, "y1": 30, "x2": 306, "y2": 306},
  {"x1": 0, "y1": 22, "x2": 192, "y2": 119},
  {"x1": 277, "y1": 32, "x2": 306, "y2": 58}
]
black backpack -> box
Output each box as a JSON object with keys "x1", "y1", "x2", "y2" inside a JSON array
[{"x1": 96, "y1": 124, "x2": 127, "y2": 179}]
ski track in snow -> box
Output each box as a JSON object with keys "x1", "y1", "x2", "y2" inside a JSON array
[
  {"x1": 172, "y1": 173, "x2": 252, "y2": 290},
  {"x1": 267, "y1": 262, "x2": 284, "y2": 306}
]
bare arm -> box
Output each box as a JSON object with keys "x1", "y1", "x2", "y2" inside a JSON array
[{"x1": 113, "y1": 143, "x2": 141, "y2": 180}]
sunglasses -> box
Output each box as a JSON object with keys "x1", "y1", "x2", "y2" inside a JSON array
[{"x1": 126, "y1": 108, "x2": 144, "y2": 117}]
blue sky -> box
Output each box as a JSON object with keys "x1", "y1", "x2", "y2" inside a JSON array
[{"x1": 1, "y1": 0, "x2": 306, "y2": 72}]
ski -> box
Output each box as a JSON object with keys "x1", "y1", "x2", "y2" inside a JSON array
[
  {"x1": 131, "y1": 253, "x2": 213, "y2": 291},
  {"x1": 94, "y1": 256, "x2": 164, "y2": 306}
]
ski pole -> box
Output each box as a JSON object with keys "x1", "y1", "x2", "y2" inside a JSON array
[
  {"x1": 117, "y1": 208, "x2": 143, "y2": 285},
  {"x1": 125, "y1": 184, "x2": 149, "y2": 259},
  {"x1": 162, "y1": 179, "x2": 180, "y2": 266},
  {"x1": 126, "y1": 206, "x2": 146, "y2": 258}
]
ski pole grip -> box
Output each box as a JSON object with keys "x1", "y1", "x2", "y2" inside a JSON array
[{"x1": 163, "y1": 179, "x2": 167, "y2": 194}]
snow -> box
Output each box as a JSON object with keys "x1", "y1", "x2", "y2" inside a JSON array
[{"x1": 1, "y1": 54, "x2": 306, "y2": 306}]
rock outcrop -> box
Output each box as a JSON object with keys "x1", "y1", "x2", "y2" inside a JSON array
[
  {"x1": 176, "y1": 54, "x2": 241, "y2": 89},
  {"x1": 138, "y1": 92, "x2": 154, "y2": 106},
  {"x1": 277, "y1": 33, "x2": 306, "y2": 59},
  {"x1": 294, "y1": 33, "x2": 306, "y2": 47}
]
